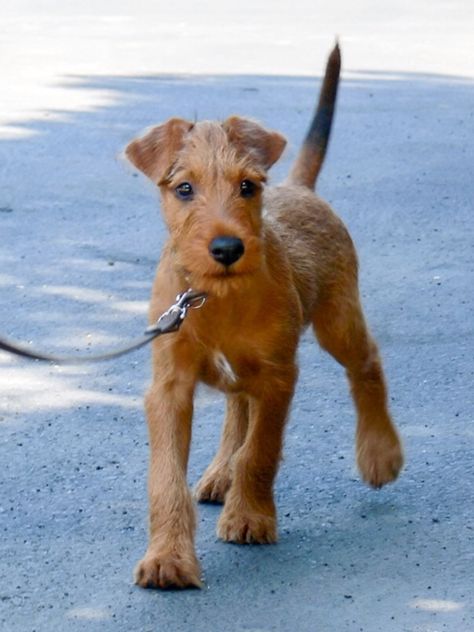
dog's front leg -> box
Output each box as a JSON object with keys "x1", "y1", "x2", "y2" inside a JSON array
[
  {"x1": 134, "y1": 375, "x2": 201, "y2": 589},
  {"x1": 217, "y1": 366, "x2": 297, "y2": 544}
]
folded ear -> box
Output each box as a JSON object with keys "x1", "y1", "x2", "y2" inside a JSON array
[
  {"x1": 125, "y1": 118, "x2": 193, "y2": 184},
  {"x1": 223, "y1": 116, "x2": 287, "y2": 170}
]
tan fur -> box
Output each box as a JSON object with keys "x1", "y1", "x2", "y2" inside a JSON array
[{"x1": 125, "y1": 46, "x2": 403, "y2": 589}]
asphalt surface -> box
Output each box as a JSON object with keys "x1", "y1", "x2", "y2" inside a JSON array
[{"x1": 0, "y1": 2, "x2": 473, "y2": 631}]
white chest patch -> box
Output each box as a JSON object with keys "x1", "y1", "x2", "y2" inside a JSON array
[{"x1": 214, "y1": 351, "x2": 238, "y2": 383}]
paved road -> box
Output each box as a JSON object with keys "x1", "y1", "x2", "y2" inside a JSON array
[{"x1": 0, "y1": 2, "x2": 473, "y2": 631}]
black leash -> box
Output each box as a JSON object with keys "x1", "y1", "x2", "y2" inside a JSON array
[{"x1": 0, "y1": 289, "x2": 206, "y2": 365}]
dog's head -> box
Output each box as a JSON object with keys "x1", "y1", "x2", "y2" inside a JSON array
[{"x1": 125, "y1": 117, "x2": 286, "y2": 294}]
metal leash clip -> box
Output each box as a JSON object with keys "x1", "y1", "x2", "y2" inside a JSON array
[
  {"x1": 0, "y1": 288, "x2": 207, "y2": 364},
  {"x1": 145, "y1": 289, "x2": 207, "y2": 336}
]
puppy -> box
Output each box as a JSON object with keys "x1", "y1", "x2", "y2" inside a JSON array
[{"x1": 125, "y1": 43, "x2": 403, "y2": 589}]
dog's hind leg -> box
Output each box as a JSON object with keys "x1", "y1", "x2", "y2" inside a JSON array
[
  {"x1": 312, "y1": 287, "x2": 403, "y2": 488},
  {"x1": 195, "y1": 393, "x2": 249, "y2": 504}
]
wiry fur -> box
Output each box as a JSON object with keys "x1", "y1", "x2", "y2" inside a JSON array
[{"x1": 125, "y1": 43, "x2": 403, "y2": 590}]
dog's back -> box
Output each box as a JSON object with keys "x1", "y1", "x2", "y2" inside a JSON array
[
  {"x1": 263, "y1": 43, "x2": 356, "y2": 323},
  {"x1": 264, "y1": 184, "x2": 357, "y2": 324}
]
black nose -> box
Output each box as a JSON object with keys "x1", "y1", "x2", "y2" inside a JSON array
[{"x1": 209, "y1": 236, "x2": 245, "y2": 267}]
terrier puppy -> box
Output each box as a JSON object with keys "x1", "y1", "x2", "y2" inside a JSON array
[{"x1": 125, "y1": 44, "x2": 403, "y2": 589}]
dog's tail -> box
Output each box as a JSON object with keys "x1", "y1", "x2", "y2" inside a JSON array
[{"x1": 287, "y1": 42, "x2": 341, "y2": 190}]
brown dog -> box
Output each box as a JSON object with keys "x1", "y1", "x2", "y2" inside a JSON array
[{"x1": 125, "y1": 44, "x2": 403, "y2": 589}]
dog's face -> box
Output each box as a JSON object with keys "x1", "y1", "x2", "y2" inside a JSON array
[{"x1": 126, "y1": 117, "x2": 286, "y2": 294}]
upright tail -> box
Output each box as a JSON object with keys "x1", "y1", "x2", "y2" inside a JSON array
[{"x1": 288, "y1": 42, "x2": 341, "y2": 189}]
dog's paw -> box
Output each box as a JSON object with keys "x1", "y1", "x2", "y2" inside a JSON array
[
  {"x1": 357, "y1": 426, "x2": 404, "y2": 489},
  {"x1": 134, "y1": 548, "x2": 202, "y2": 590},
  {"x1": 195, "y1": 466, "x2": 232, "y2": 504},
  {"x1": 217, "y1": 505, "x2": 277, "y2": 544}
]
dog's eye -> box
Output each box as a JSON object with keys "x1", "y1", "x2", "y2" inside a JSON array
[
  {"x1": 175, "y1": 182, "x2": 194, "y2": 200},
  {"x1": 240, "y1": 180, "x2": 257, "y2": 198}
]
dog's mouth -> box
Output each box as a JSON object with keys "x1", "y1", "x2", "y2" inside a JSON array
[
  {"x1": 179, "y1": 263, "x2": 257, "y2": 299},
  {"x1": 188, "y1": 265, "x2": 252, "y2": 283},
  {"x1": 208, "y1": 266, "x2": 244, "y2": 277}
]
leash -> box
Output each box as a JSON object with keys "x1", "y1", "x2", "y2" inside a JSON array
[{"x1": 0, "y1": 289, "x2": 207, "y2": 365}]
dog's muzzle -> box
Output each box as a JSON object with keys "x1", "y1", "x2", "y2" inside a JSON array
[{"x1": 209, "y1": 236, "x2": 245, "y2": 267}]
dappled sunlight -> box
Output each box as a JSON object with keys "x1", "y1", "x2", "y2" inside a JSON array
[
  {"x1": 0, "y1": 273, "x2": 20, "y2": 287},
  {"x1": 40, "y1": 284, "x2": 147, "y2": 315},
  {"x1": 112, "y1": 300, "x2": 148, "y2": 315},
  {"x1": 0, "y1": 363, "x2": 140, "y2": 415},
  {"x1": 0, "y1": 125, "x2": 42, "y2": 140},
  {"x1": 41, "y1": 285, "x2": 112, "y2": 303},
  {"x1": 122, "y1": 279, "x2": 153, "y2": 290},
  {"x1": 0, "y1": 256, "x2": 151, "y2": 353},
  {"x1": 346, "y1": 69, "x2": 474, "y2": 84},
  {"x1": 66, "y1": 606, "x2": 111, "y2": 621},
  {"x1": 410, "y1": 598, "x2": 464, "y2": 613},
  {"x1": 0, "y1": 30, "x2": 125, "y2": 137}
]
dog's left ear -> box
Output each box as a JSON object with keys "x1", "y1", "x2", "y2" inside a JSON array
[
  {"x1": 125, "y1": 118, "x2": 194, "y2": 184},
  {"x1": 223, "y1": 116, "x2": 287, "y2": 170}
]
